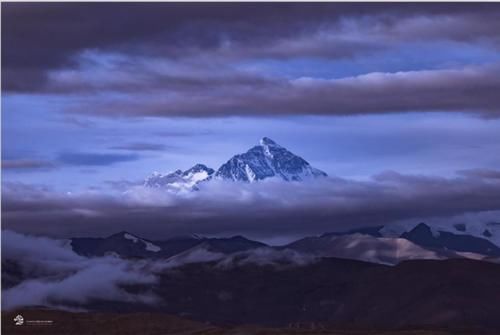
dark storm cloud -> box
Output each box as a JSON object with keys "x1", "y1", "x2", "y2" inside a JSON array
[
  {"x1": 2, "y1": 159, "x2": 56, "y2": 171},
  {"x1": 67, "y1": 64, "x2": 500, "y2": 118},
  {"x1": 109, "y1": 143, "x2": 168, "y2": 152},
  {"x1": 57, "y1": 152, "x2": 139, "y2": 166},
  {"x1": 0, "y1": 2, "x2": 364, "y2": 92},
  {"x1": 3, "y1": 3, "x2": 500, "y2": 93},
  {"x1": 3, "y1": 171, "x2": 500, "y2": 240}
]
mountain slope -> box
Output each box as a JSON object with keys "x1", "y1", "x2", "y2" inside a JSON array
[
  {"x1": 284, "y1": 233, "x2": 469, "y2": 265},
  {"x1": 70, "y1": 233, "x2": 267, "y2": 259},
  {"x1": 142, "y1": 138, "x2": 326, "y2": 190},
  {"x1": 321, "y1": 225, "x2": 384, "y2": 238},
  {"x1": 144, "y1": 164, "x2": 214, "y2": 191},
  {"x1": 198, "y1": 236, "x2": 268, "y2": 254},
  {"x1": 215, "y1": 137, "x2": 327, "y2": 182},
  {"x1": 71, "y1": 232, "x2": 164, "y2": 258},
  {"x1": 80, "y1": 258, "x2": 500, "y2": 331},
  {"x1": 401, "y1": 223, "x2": 500, "y2": 256},
  {"x1": 5, "y1": 258, "x2": 500, "y2": 332}
]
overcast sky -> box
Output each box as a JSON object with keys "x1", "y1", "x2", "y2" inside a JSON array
[{"x1": 2, "y1": 3, "x2": 500, "y2": 241}]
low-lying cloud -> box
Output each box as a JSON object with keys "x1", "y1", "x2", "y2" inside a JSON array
[
  {"x1": 1, "y1": 230, "x2": 316, "y2": 311},
  {"x1": 217, "y1": 248, "x2": 317, "y2": 269},
  {"x1": 1, "y1": 230, "x2": 158, "y2": 310},
  {"x1": 3, "y1": 170, "x2": 500, "y2": 240}
]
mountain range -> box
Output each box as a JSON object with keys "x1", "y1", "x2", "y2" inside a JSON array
[
  {"x1": 6, "y1": 223, "x2": 500, "y2": 333},
  {"x1": 70, "y1": 232, "x2": 267, "y2": 259},
  {"x1": 68, "y1": 222, "x2": 500, "y2": 265},
  {"x1": 143, "y1": 137, "x2": 327, "y2": 191}
]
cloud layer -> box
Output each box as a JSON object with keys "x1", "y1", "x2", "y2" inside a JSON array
[
  {"x1": 3, "y1": 3, "x2": 500, "y2": 118},
  {"x1": 3, "y1": 170, "x2": 500, "y2": 240},
  {"x1": 2, "y1": 159, "x2": 56, "y2": 170},
  {"x1": 3, "y1": 4, "x2": 499, "y2": 79},
  {"x1": 1, "y1": 230, "x2": 316, "y2": 310},
  {"x1": 1, "y1": 230, "x2": 158, "y2": 310},
  {"x1": 66, "y1": 64, "x2": 500, "y2": 118},
  {"x1": 57, "y1": 152, "x2": 140, "y2": 166}
]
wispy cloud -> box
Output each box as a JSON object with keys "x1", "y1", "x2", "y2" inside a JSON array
[
  {"x1": 457, "y1": 169, "x2": 500, "y2": 180},
  {"x1": 1, "y1": 230, "x2": 314, "y2": 310},
  {"x1": 2, "y1": 159, "x2": 56, "y2": 171},
  {"x1": 57, "y1": 152, "x2": 140, "y2": 166},
  {"x1": 61, "y1": 64, "x2": 500, "y2": 118},
  {"x1": 1, "y1": 230, "x2": 158, "y2": 310},
  {"x1": 109, "y1": 143, "x2": 168, "y2": 152}
]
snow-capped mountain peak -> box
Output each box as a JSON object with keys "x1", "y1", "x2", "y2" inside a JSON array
[
  {"x1": 182, "y1": 164, "x2": 214, "y2": 176},
  {"x1": 260, "y1": 136, "x2": 280, "y2": 148},
  {"x1": 144, "y1": 137, "x2": 327, "y2": 190},
  {"x1": 215, "y1": 137, "x2": 327, "y2": 182},
  {"x1": 260, "y1": 137, "x2": 281, "y2": 158},
  {"x1": 181, "y1": 164, "x2": 214, "y2": 183},
  {"x1": 144, "y1": 164, "x2": 214, "y2": 191}
]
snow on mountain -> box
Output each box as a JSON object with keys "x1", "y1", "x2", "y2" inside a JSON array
[
  {"x1": 71, "y1": 232, "x2": 268, "y2": 260},
  {"x1": 143, "y1": 138, "x2": 326, "y2": 191},
  {"x1": 286, "y1": 234, "x2": 441, "y2": 265},
  {"x1": 197, "y1": 235, "x2": 268, "y2": 254},
  {"x1": 381, "y1": 221, "x2": 500, "y2": 248},
  {"x1": 399, "y1": 223, "x2": 500, "y2": 256},
  {"x1": 123, "y1": 232, "x2": 161, "y2": 252},
  {"x1": 158, "y1": 244, "x2": 226, "y2": 269},
  {"x1": 71, "y1": 231, "x2": 163, "y2": 258},
  {"x1": 215, "y1": 137, "x2": 327, "y2": 182},
  {"x1": 144, "y1": 164, "x2": 214, "y2": 192},
  {"x1": 69, "y1": 228, "x2": 499, "y2": 267},
  {"x1": 284, "y1": 233, "x2": 485, "y2": 265}
]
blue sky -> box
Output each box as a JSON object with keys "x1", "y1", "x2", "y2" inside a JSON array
[{"x1": 4, "y1": 96, "x2": 500, "y2": 192}]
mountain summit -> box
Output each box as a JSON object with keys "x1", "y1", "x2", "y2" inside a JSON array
[
  {"x1": 144, "y1": 163, "x2": 214, "y2": 191},
  {"x1": 144, "y1": 137, "x2": 327, "y2": 190},
  {"x1": 260, "y1": 136, "x2": 279, "y2": 147},
  {"x1": 215, "y1": 137, "x2": 327, "y2": 182}
]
